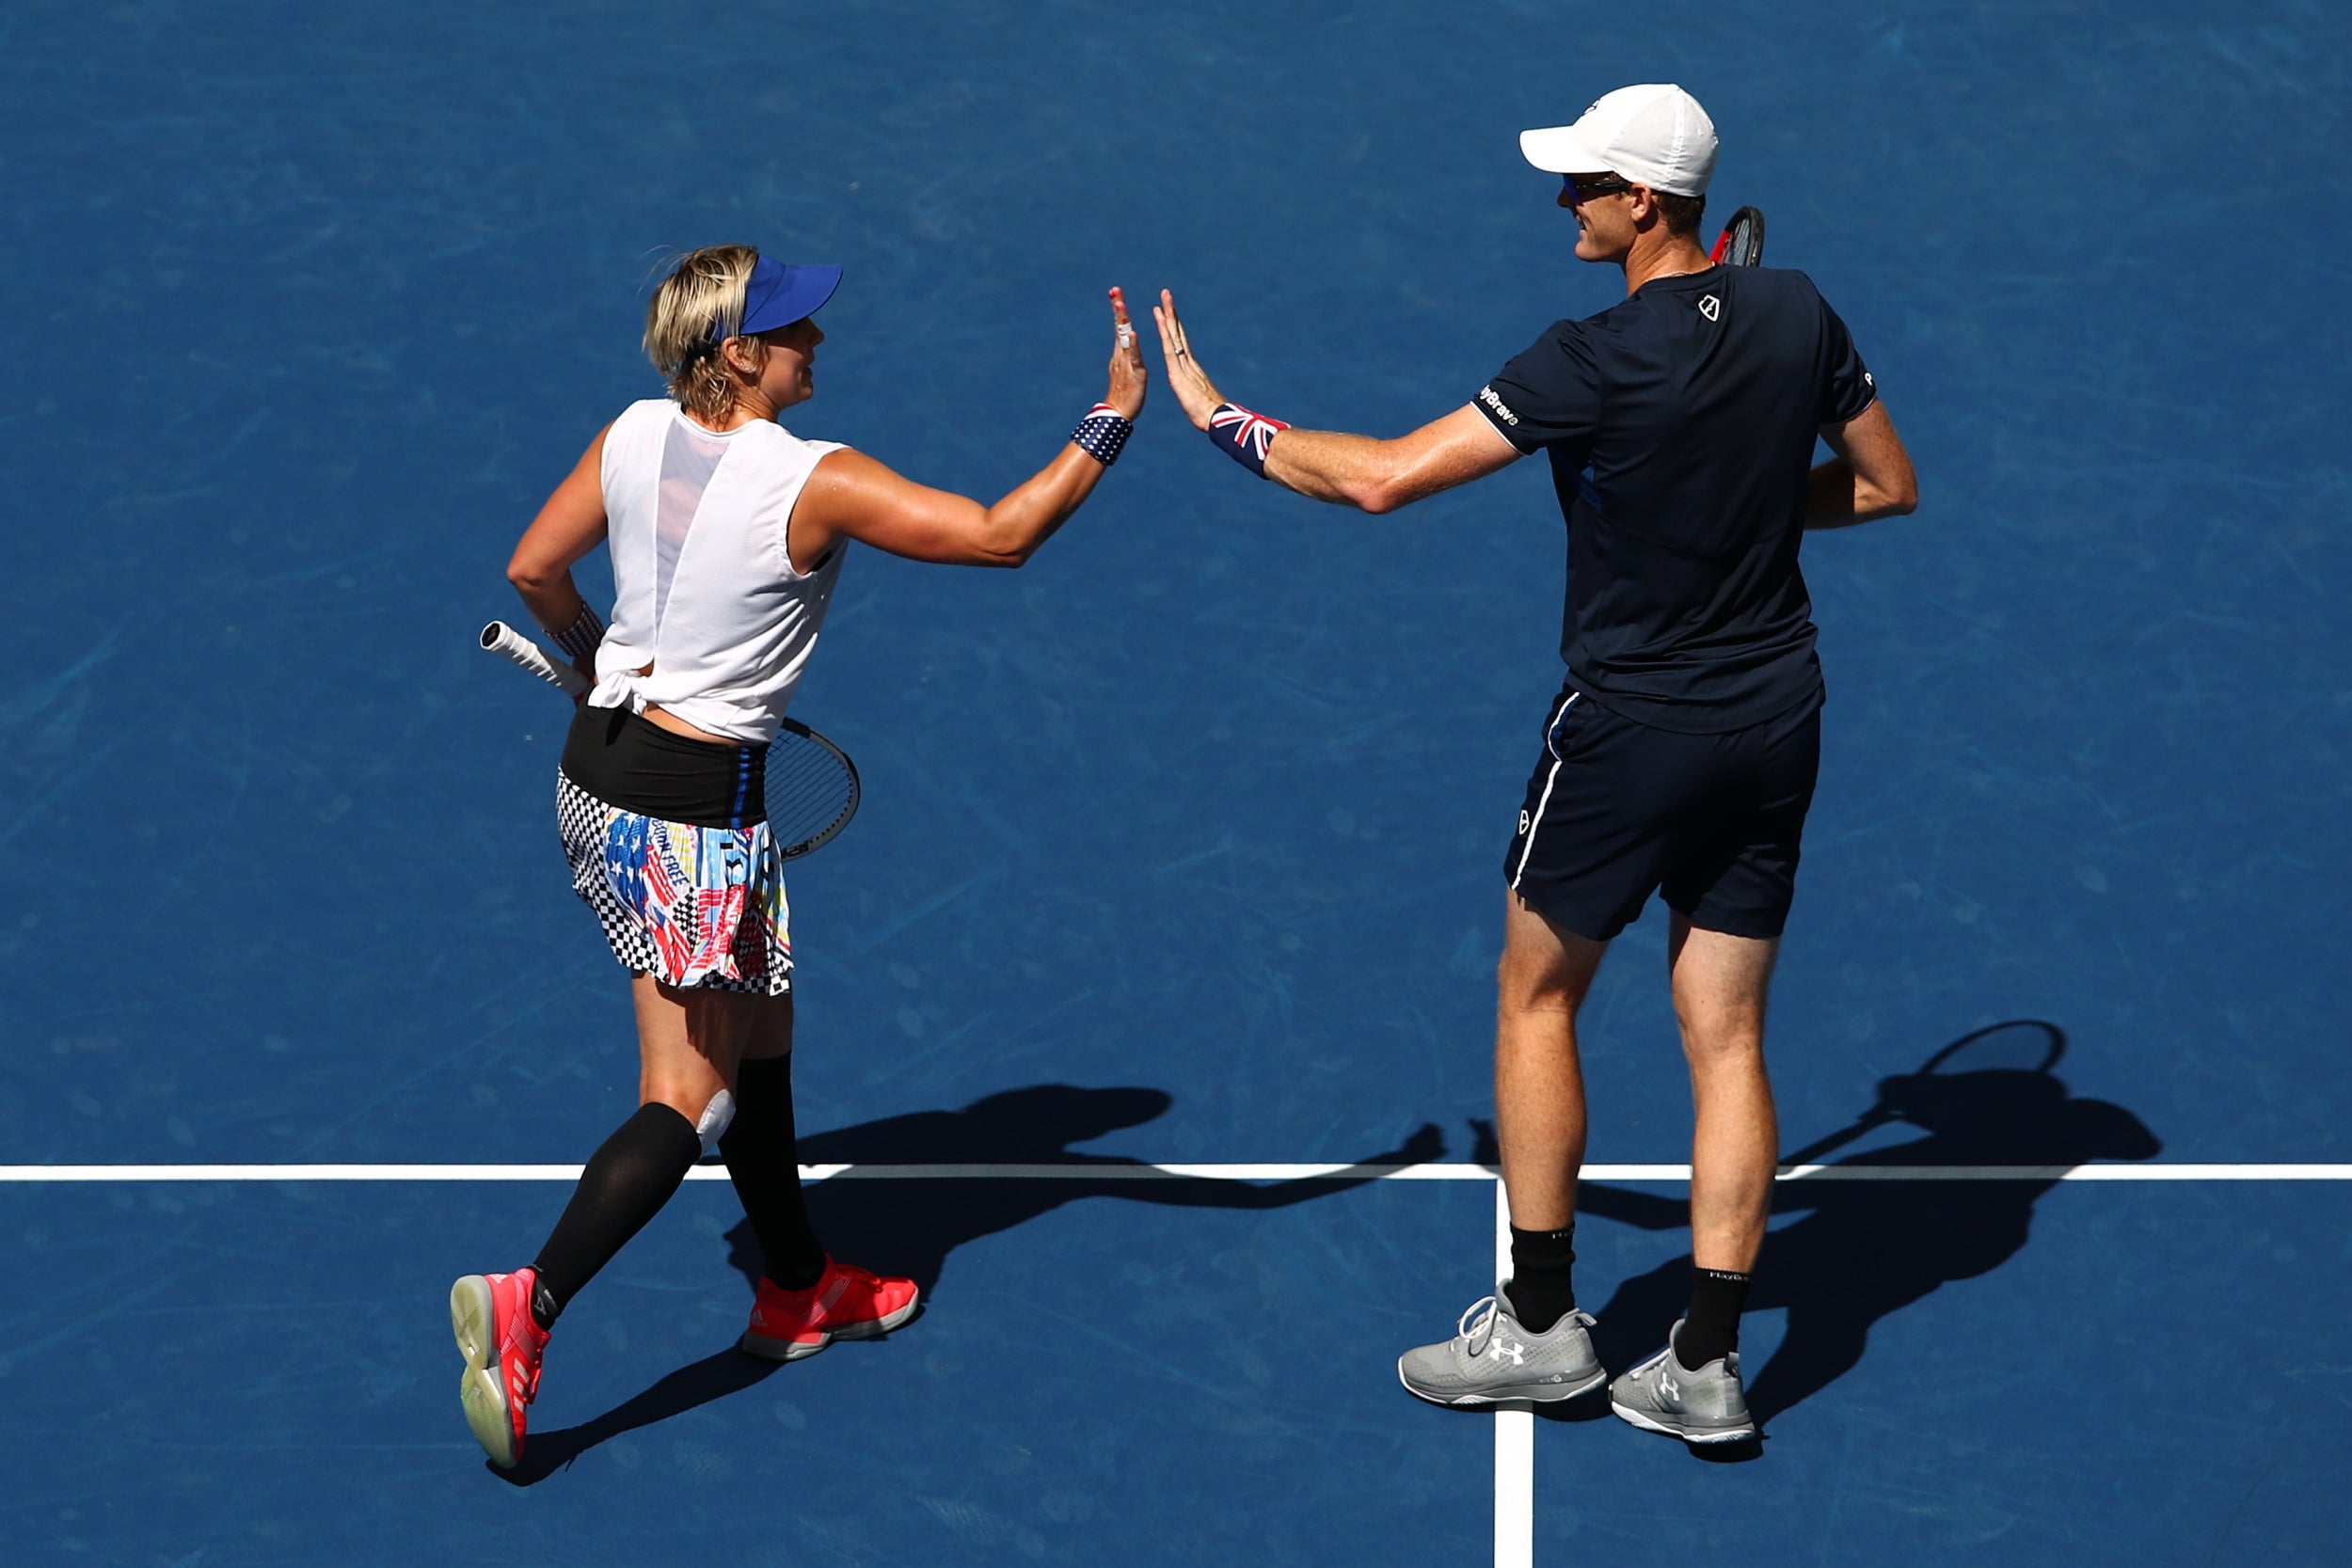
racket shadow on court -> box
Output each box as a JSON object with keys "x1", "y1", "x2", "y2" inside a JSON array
[
  {"x1": 1491, "y1": 1021, "x2": 2159, "y2": 1453},
  {"x1": 497, "y1": 1086, "x2": 1441, "y2": 1482}
]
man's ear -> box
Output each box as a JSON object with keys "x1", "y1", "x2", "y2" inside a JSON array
[{"x1": 1625, "y1": 183, "x2": 1661, "y2": 229}]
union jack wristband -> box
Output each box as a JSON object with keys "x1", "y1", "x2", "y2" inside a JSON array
[
  {"x1": 549, "y1": 602, "x2": 606, "y2": 661},
  {"x1": 1071, "y1": 403, "x2": 1132, "y2": 467},
  {"x1": 1207, "y1": 402, "x2": 1289, "y2": 479}
]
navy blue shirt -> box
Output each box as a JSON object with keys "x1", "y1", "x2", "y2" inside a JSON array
[{"x1": 1473, "y1": 264, "x2": 1876, "y2": 733}]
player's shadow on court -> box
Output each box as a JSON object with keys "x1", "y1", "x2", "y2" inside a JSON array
[
  {"x1": 498, "y1": 1085, "x2": 1439, "y2": 1482},
  {"x1": 490, "y1": 1345, "x2": 787, "y2": 1485},
  {"x1": 753, "y1": 1084, "x2": 1445, "y2": 1299},
  {"x1": 1506, "y1": 1021, "x2": 2159, "y2": 1453}
]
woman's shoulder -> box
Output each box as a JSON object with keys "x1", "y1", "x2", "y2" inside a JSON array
[
  {"x1": 601, "y1": 398, "x2": 679, "y2": 449},
  {"x1": 764, "y1": 423, "x2": 848, "y2": 456},
  {"x1": 615, "y1": 397, "x2": 678, "y2": 427},
  {"x1": 742, "y1": 422, "x2": 850, "y2": 465}
]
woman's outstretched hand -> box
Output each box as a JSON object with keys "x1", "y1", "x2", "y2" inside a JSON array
[
  {"x1": 1151, "y1": 288, "x2": 1225, "y2": 432},
  {"x1": 1104, "y1": 287, "x2": 1148, "y2": 420}
]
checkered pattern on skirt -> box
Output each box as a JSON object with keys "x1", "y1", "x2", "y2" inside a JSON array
[{"x1": 556, "y1": 770, "x2": 793, "y2": 994}]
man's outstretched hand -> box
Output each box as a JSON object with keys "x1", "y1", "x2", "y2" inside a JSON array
[{"x1": 1152, "y1": 288, "x2": 1227, "y2": 431}]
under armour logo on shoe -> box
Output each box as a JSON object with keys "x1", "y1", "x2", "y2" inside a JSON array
[
  {"x1": 1660, "y1": 1369, "x2": 1681, "y2": 1400},
  {"x1": 1493, "y1": 1337, "x2": 1527, "y2": 1367}
]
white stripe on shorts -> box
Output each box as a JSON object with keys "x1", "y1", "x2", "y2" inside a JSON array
[{"x1": 1509, "y1": 691, "x2": 1580, "y2": 891}]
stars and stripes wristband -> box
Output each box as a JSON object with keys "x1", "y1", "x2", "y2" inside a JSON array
[
  {"x1": 548, "y1": 603, "x2": 606, "y2": 661},
  {"x1": 1071, "y1": 403, "x2": 1133, "y2": 467},
  {"x1": 1207, "y1": 402, "x2": 1289, "y2": 478}
]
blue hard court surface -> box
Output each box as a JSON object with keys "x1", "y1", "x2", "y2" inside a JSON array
[{"x1": 2, "y1": 2, "x2": 2349, "y2": 1563}]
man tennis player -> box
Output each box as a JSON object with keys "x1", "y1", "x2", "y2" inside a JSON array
[{"x1": 1152, "y1": 84, "x2": 1915, "y2": 1441}]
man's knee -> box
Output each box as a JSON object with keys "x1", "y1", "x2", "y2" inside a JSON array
[
  {"x1": 1669, "y1": 922, "x2": 1776, "y2": 1051},
  {"x1": 1497, "y1": 901, "x2": 1608, "y2": 1014},
  {"x1": 1498, "y1": 958, "x2": 1591, "y2": 1018},
  {"x1": 1679, "y1": 1017, "x2": 1766, "y2": 1069}
]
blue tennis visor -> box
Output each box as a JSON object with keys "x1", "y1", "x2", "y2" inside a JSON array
[{"x1": 724, "y1": 256, "x2": 842, "y2": 340}]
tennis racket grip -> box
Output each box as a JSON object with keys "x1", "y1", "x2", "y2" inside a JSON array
[{"x1": 481, "y1": 620, "x2": 590, "y2": 697}]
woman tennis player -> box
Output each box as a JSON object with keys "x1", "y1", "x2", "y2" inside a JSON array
[{"x1": 451, "y1": 245, "x2": 1146, "y2": 1469}]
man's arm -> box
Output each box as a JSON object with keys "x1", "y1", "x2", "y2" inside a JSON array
[
  {"x1": 1152, "y1": 289, "x2": 1521, "y2": 514},
  {"x1": 1806, "y1": 401, "x2": 1918, "y2": 530},
  {"x1": 1263, "y1": 407, "x2": 1521, "y2": 513}
]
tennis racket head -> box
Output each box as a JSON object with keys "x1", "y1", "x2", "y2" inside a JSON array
[
  {"x1": 767, "y1": 717, "x2": 860, "y2": 860},
  {"x1": 1782, "y1": 1021, "x2": 2070, "y2": 1165},
  {"x1": 1913, "y1": 1020, "x2": 2067, "y2": 1079},
  {"x1": 1871, "y1": 1022, "x2": 2069, "y2": 1127},
  {"x1": 1709, "y1": 205, "x2": 1767, "y2": 267}
]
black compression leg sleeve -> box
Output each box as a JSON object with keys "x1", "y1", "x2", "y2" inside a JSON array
[
  {"x1": 1676, "y1": 1266, "x2": 1752, "y2": 1370},
  {"x1": 530, "y1": 1102, "x2": 704, "y2": 1327},
  {"x1": 1503, "y1": 1223, "x2": 1577, "y2": 1334},
  {"x1": 719, "y1": 1054, "x2": 826, "y2": 1291}
]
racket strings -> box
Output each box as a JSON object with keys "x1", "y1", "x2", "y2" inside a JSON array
[{"x1": 765, "y1": 732, "x2": 858, "y2": 856}]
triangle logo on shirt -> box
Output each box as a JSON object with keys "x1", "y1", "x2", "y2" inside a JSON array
[{"x1": 1697, "y1": 295, "x2": 1722, "y2": 322}]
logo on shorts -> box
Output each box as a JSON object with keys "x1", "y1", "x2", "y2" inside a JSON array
[
  {"x1": 1698, "y1": 294, "x2": 1721, "y2": 322},
  {"x1": 1477, "y1": 385, "x2": 1520, "y2": 426},
  {"x1": 1518, "y1": 810, "x2": 1532, "y2": 835}
]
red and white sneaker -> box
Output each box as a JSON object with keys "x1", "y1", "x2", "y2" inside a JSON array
[
  {"x1": 739, "y1": 1259, "x2": 920, "y2": 1361},
  {"x1": 451, "y1": 1266, "x2": 549, "y2": 1468}
]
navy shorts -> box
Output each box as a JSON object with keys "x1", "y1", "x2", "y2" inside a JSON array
[{"x1": 1502, "y1": 684, "x2": 1821, "y2": 943}]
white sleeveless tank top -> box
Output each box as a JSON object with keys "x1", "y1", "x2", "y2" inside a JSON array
[{"x1": 588, "y1": 398, "x2": 847, "y2": 744}]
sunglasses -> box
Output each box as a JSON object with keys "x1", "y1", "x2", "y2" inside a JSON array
[{"x1": 1560, "y1": 172, "x2": 1633, "y2": 205}]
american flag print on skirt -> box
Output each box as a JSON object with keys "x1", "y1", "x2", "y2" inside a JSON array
[{"x1": 556, "y1": 772, "x2": 793, "y2": 994}]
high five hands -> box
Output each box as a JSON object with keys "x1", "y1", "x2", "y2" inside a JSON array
[
  {"x1": 1151, "y1": 289, "x2": 1227, "y2": 432},
  {"x1": 1086, "y1": 286, "x2": 1222, "y2": 431},
  {"x1": 1104, "y1": 286, "x2": 1148, "y2": 420}
]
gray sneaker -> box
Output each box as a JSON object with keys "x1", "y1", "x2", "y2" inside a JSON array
[
  {"x1": 1608, "y1": 1320, "x2": 1756, "y2": 1442},
  {"x1": 1397, "y1": 1294, "x2": 1606, "y2": 1406}
]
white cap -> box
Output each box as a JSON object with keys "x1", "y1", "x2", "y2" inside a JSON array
[{"x1": 1518, "y1": 84, "x2": 1718, "y2": 197}]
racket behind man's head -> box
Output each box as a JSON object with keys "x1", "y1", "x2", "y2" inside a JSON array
[{"x1": 1709, "y1": 205, "x2": 1766, "y2": 266}]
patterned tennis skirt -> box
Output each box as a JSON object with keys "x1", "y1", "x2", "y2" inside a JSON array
[{"x1": 556, "y1": 771, "x2": 793, "y2": 994}]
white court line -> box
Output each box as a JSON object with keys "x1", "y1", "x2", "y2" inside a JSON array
[
  {"x1": 1493, "y1": 1178, "x2": 1534, "y2": 1568},
  {"x1": 0, "y1": 1161, "x2": 1495, "y2": 1183},
  {"x1": 8, "y1": 1157, "x2": 2348, "y2": 1568},
  {"x1": 2, "y1": 1162, "x2": 2348, "y2": 1182}
]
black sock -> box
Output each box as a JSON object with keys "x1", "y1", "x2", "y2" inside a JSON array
[
  {"x1": 1677, "y1": 1266, "x2": 1751, "y2": 1370},
  {"x1": 1503, "y1": 1223, "x2": 1577, "y2": 1333},
  {"x1": 530, "y1": 1102, "x2": 703, "y2": 1327},
  {"x1": 719, "y1": 1054, "x2": 826, "y2": 1291}
]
